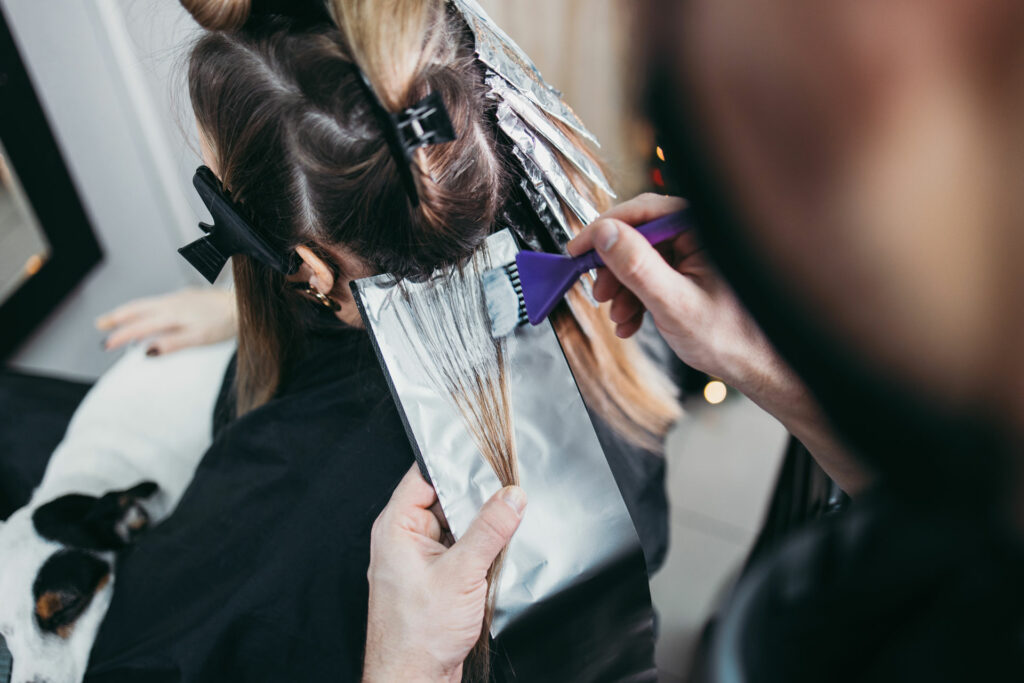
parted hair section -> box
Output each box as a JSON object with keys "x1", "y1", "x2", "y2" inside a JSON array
[
  {"x1": 188, "y1": 12, "x2": 506, "y2": 280},
  {"x1": 186, "y1": 3, "x2": 508, "y2": 414}
]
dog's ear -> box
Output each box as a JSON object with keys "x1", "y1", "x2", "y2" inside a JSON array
[
  {"x1": 32, "y1": 549, "x2": 111, "y2": 638},
  {"x1": 32, "y1": 481, "x2": 159, "y2": 551}
]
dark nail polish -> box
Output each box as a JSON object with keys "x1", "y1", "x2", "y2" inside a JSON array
[
  {"x1": 101, "y1": 338, "x2": 109, "y2": 351},
  {"x1": 146, "y1": 347, "x2": 159, "y2": 357}
]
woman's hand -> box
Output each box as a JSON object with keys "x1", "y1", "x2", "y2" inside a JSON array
[
  {"x1": 569, "y1": 194, "x2": 869, "y2": 493},
  {"x1": 363, "y1": 466, "x2": 526, "y2": 682},
  {"x1": 96, "y1": 287, "x2": 237, "y2": 356}
]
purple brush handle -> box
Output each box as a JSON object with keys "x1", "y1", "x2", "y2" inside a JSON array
[{"x1": 573, "y1": 210, "x2": 690, "y2": 273}]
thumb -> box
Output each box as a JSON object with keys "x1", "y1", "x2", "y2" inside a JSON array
[
  {"x1": 444, "y1": 486, "x2": 526, "y2": 578},
  {"x1": 591, "y1": 218, "x2": 689, "y2": 318}
]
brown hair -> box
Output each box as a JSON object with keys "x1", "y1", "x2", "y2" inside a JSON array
[
  {"x1": 185, "y1": 0, "x2": 680, "y2": 677},
  {"x1": 180, "y1": 0, "x2": 251, "y2": 31}
]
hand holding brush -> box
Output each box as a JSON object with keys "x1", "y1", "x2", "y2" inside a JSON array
[
  {"x1": 566, "y1": 195, "x2": 771, "y2": 376},
  {"x1": 482, "y1": 200, "x2": 691, "y2": 338},
  {"x1": 565, "y1": 194, "x2": 867, "y2": 493}
]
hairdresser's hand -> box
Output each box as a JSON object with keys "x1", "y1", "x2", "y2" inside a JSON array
[
  {"x1": 570, "y1": 194, "x2": 869, "y2": 493},
  {"x1": 363, "y1": 466, "x2": 526, "y2": 683},
  {"x1": 569, "y1": 194, "x2": 781, "y2": 394},
  {"x1": 96, "y1": 287, "x2": 236, "y2": 356}
]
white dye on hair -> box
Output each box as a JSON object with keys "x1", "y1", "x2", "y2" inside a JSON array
[{"x1": 393, "y1": 244, "x2": 519, "y2": 489}]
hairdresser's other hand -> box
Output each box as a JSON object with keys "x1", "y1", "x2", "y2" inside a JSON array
[
  {"x1": 569, "y1": 194, "x2": 869, "y2": 493},
  {"x1": 363, "y1": 466, "x2": 526, "y2": 683},
  {"x1": 96, "y1": 287, "x2": 236, "y2": 356}
]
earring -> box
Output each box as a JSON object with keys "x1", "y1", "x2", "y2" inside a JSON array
[{"x1": 304, "y1": 285, "x2": 341, "y2": 312}]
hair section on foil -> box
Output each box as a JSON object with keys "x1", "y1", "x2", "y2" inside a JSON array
[
  {"x1": 391, "y1": 244, "x2": 517, "y2": 680},
  {"x1": 394, "y1": 248, "x2": 518, "y2": 489}
]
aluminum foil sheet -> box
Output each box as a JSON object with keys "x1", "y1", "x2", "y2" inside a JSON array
[
  {"x1": 498, "y1": 102, "x2": 601, "y2": 228},
  {"x1": 451, "y1": 0, "x2": 598, "y2": 145},
  {"x1": 352, "y1": 230, "x2": 656, "y2": 679},
  {"x1": 511, "y1": 145, "x2": 573, "y2": 248},
  {"x1": 487, "y1": 73, "x2": 615, "y2": 199},
  {"x1": 515, "y1": 176, "x2": 564, "y2": 247}
]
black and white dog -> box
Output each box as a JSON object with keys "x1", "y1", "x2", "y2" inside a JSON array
[{"x1": 0, "y1": 341, "x2": 234, "y2": 683}]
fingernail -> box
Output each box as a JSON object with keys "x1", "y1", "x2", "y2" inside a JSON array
[
  {"x1": 501, "y1": 486, "x2": 527, "y2": 516},
  {"x1": 101, "y1": 338, "x2": 110, "y2": 351},
  {"x1": 145, "y1": 347, "x2": 160, "y2": 357},
  {"x1": 594, "y1": 221, "x2": 619, "y2": 252}
]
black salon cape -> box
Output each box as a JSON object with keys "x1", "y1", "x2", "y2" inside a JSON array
[
  {"x1": 80, "y1": 325, "x2": 668, "y2": 682},
  {"x1": 83, "y1": 328, "x2": 408, "y2": 682}
]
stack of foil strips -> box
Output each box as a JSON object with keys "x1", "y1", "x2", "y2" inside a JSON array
[
  {"x1": 450, "y1": 0, "x2": 615, "y2": 253},
  {"x1": 352, "y1": 230, "x2": 657, "y2": 681}
]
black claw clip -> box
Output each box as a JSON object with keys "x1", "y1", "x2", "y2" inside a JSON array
[
  {"x1": 178, "y1": 166, "x2": 298, "y2": 284},
  {"x1": 357, "y1": 72, "x2": 457, "y2": 207}
]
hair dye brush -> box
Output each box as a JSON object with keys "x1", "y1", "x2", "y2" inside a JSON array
[{"x1": 482, "y1": 210, "x2": 691, "y2": 338}]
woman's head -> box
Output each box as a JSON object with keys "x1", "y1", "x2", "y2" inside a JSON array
[
  {"x1": 186, "y1": 1, "x2": 509, "y2": 408},
  {"x1": 189, "y1": 4, "x2": 506, "y2": 281}
]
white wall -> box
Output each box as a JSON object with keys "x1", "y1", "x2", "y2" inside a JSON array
[
  {"x1": 3, "y1": 0, "x2": 205, "y2": 380},
  {"x1": 108, "y1": 0, "x2": 210, "y2": 237}
]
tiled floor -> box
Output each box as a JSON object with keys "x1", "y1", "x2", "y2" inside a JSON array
[{"x1": 650, "y1": 392, "x2": 789, "y2": 681}]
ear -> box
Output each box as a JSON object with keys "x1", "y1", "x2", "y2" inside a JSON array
[
  {"x1": 32, "y1": 549, "x2": 110, "y2": 638},
  {"x1": 32, "y1": 481, "x2": 159, "y2": 551},
  {"x1": 294, "y1": 245, "x2": 335, "y2": 295}
]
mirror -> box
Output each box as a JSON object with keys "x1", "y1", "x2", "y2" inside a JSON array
[
  {"x1": 0, "y1": 7, "x2": 101, "y2": 359},
  {"x1": 0, "y1": 141, "x2": 50, "y2": 306}
]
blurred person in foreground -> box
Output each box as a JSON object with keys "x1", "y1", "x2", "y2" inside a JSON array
[{"x1": 362, "y1": 0, "x2": 1024, "y2": 680}]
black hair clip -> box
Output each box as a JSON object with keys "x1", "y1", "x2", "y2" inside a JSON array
[
  {"x1": 178, "y1": 166, "x2": 298, "y2": 284},
  {"x1": 357, "y1": 71, "x2": 457, "y2": 207}
]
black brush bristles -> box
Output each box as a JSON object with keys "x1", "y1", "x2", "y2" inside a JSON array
[{"x1": 482, "y1": 261, "x2": 528, "y2": 338}]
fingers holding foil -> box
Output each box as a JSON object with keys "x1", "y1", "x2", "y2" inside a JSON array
[
  {"x1": 388, "y1": 465, "x2": 454, "y2": 546},
  {"x1": 430, "y1": 500, "x2": 455, "y2": 547}
]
